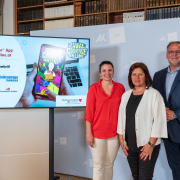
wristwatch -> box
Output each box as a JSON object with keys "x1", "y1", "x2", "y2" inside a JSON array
[{"x1": 148, "y1": 141, "x2": 155, "y2": 148}]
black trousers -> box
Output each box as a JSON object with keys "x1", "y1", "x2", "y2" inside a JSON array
[
  {"x1": 163, "y1": 138, "x2": 180, "y2": 180},
  {"x1": 127, "y1": 144, "x2": 160, "y2": 180}
]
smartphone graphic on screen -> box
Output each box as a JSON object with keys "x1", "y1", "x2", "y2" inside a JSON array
[{"x1": 33, "y1": 44, "x2": 66, "y2": 97}]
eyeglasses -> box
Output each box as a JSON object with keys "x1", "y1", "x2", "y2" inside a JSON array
[{"x1": 167, "y1": 50, "x2": 180, "y2": 55}]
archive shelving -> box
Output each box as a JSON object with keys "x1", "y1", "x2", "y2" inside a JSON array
[{"x1": 15, "y1": 0, "x2": 180, "y2": 35}]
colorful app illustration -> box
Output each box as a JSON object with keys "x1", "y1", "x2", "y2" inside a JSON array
[{"x1": 33, "y1": 44, "x2": 66, "y2": 97}]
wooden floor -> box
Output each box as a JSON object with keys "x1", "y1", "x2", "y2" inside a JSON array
[{"x1": 54, "y1": 173, "x2": 92, "y2": 180}]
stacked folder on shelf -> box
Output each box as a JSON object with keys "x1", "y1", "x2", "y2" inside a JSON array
[
  {"x1": 45, "y1": 18, "x2": 74, "y2": 29},
  {"x1": 45, "y1": 5, "x2": 74, "y2": 18},
  {"x1": 123, "y1": 11, "x2": 144, "y2": 23}
]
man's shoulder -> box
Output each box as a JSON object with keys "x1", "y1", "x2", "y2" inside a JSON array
[
  {"x1": 154, "y1": 67, "x2": 168, "y2": 76},
  {"x1": 148, "y1": 87, "x2": 162, "y2": 96}
]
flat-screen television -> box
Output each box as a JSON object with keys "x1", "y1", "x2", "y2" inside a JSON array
[{"x1": 0, "y1": 35, "x2": 90, "y2": 108}]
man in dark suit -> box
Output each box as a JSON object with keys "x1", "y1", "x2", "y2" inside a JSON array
[{"x1": 152, "y1": 41, "x2": 180, "y2": 180}]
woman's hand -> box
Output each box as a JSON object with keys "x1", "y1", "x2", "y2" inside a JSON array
[
  {"x1": 86, "y1": 121, "x2": 94, "y2": 147},
  {"x1": 86, "y1": 133, "x2": 94, "y2": 147},
  {"x1": 140, "y1": 144, "x2": 154, "y2": 161},
  {"x1": 119, "y1": 135, "x2": 129, "y2": 157}
]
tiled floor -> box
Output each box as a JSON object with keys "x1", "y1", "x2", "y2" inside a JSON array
[{"x1": 54, "y1": 173, "x2": 92, "y2": 180}]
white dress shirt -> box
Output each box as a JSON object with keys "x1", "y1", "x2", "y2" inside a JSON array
[{"x1": 117, "y1": 87, "x2": 168, "y2": 147}]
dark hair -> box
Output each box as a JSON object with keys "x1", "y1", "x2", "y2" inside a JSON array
[
  {"x1": 167, "y1": 41, "x2": 180, "y2": 50},
  {"x1": 128, "y1": 62, "x2": 152, "y2": 89},
  {"x1": 99, "y1": 61, "x2": 114, "y2": 73}
]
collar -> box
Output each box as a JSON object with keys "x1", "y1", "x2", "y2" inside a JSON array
[
  {"x1": 97, "y1": 79, "x2": 117, "y2": 86},
  {"x1": 167, "y1": 66, "x2": 180, "y2": 73}
]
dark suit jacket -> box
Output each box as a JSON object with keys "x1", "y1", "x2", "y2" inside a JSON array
[{"x1": 152, "y1": 67, "x2": 180, "y2": 143}]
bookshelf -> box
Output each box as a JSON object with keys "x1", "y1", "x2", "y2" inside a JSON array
[{"x1": 15, "y1": 0, "x2": 180, "y2": 35}]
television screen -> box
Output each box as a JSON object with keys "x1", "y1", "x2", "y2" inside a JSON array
[{"x1": 0, "y1": 35, "x2": 90, "y2": 108}]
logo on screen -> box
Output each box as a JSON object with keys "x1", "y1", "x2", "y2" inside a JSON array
[
  {"x1": 22, "y1": 40, "x2": 27, "y2": 45},
  {"x1": 0, "y1": 65, "x2": 10, "y2": 68},
  {"x1": 62, "y1": 98, "x2": 83, "y2": 105},
  {"x1": 0, "y1": 48, "x2": 13, "y2": 58},
  {"x1": 41, "y1": 47, "x2": 65, "y2": 64},
  {"x1": 0, "y1": 75, "x2": 18, "y2": 82},
  {"x1": 67, "y1": 42, "x2": 88, "y2": 59},
  {"x1": 0, "y1": 88, "x2": 17, "y2": 93}
]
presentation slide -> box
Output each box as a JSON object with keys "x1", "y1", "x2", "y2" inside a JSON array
[{"x1": 0, "y1": 35, "x2": 89, "y2": 108}]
